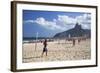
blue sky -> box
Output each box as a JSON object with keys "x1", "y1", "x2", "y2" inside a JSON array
[{"x1": 23, "y1": 10, "x2": 91, "y2": 38}]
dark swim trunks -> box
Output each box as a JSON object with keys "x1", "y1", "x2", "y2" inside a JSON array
[{"x1": 43, "y1": 47, "x2": 47, "y2": 52}]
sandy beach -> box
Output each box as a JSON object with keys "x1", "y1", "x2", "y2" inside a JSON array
[{"x1": 22, "y1": 39, "x2": 91, "y2": 63}]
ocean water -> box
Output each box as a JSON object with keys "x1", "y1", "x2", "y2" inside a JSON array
[
  {"x1": 23, "y1": 37, "x2": 53, "y2": 43},
  {"x1": 23, "y1": 37, "x2": 52, "y2": 40}
]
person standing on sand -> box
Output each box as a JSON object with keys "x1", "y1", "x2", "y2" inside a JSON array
[
  {"x1": 78, "y1": 38, "x2": 81, "y2": 44},
  {"x1": 73, "y1": 38, "x2": 75, "y2": 46},
  {"x1": 41, "y1": 39, "x2": 48, "y2": 57}
]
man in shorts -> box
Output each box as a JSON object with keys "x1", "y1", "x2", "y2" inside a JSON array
[{"x1": 41, "y1": 39, "x2": 48, "y2": 57}]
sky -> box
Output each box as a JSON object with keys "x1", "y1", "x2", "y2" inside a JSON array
[{"x1": 23, "y1": 10, "x2": 91, "y2": 38}]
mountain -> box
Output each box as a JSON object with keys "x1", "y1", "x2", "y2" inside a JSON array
[{"x1": 53, "y1": 23, "x2": 91, "y2": 38}]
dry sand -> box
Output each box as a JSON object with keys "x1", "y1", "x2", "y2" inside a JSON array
[{"x1": 22, "y1": 39, "x2": 91, "y2": 63}]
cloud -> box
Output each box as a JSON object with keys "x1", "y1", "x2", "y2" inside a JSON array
[
  {"x1": 57, "y1": 15, "x2": 77, "y2": 24},
  {"x1": 24, "y1": 13, "x2": 91, "y2": 31},
  {"x1": 76, "y1": 13, "x2": 91, "y2": 29},
  {"x1": 24, "y1": 17, "x2": 65, "y2": 31},
  {"x1": 76, "y1": 13, "x2": 91, "y2": 24},
  {"x1": 34, "y1": 17, "x2": 66, "y2": 30},
  {"x1": 24, "y1": 20, "x2": 34, "y2": 23}
]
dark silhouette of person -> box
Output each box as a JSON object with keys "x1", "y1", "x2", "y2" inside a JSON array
[
  {"x1": 73, "y1": 39, "x2": 75, "y2": 46},
  {"x1": 42, "y1": 39, "x2": 48, "y2": 57},
  {"x1": 78, "y1": 39, "x2": 81, "y2": 44}
]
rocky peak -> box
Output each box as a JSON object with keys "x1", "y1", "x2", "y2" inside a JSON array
[{"x1": 74, "y1": 23, "x2": 82, "y2": 30}]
